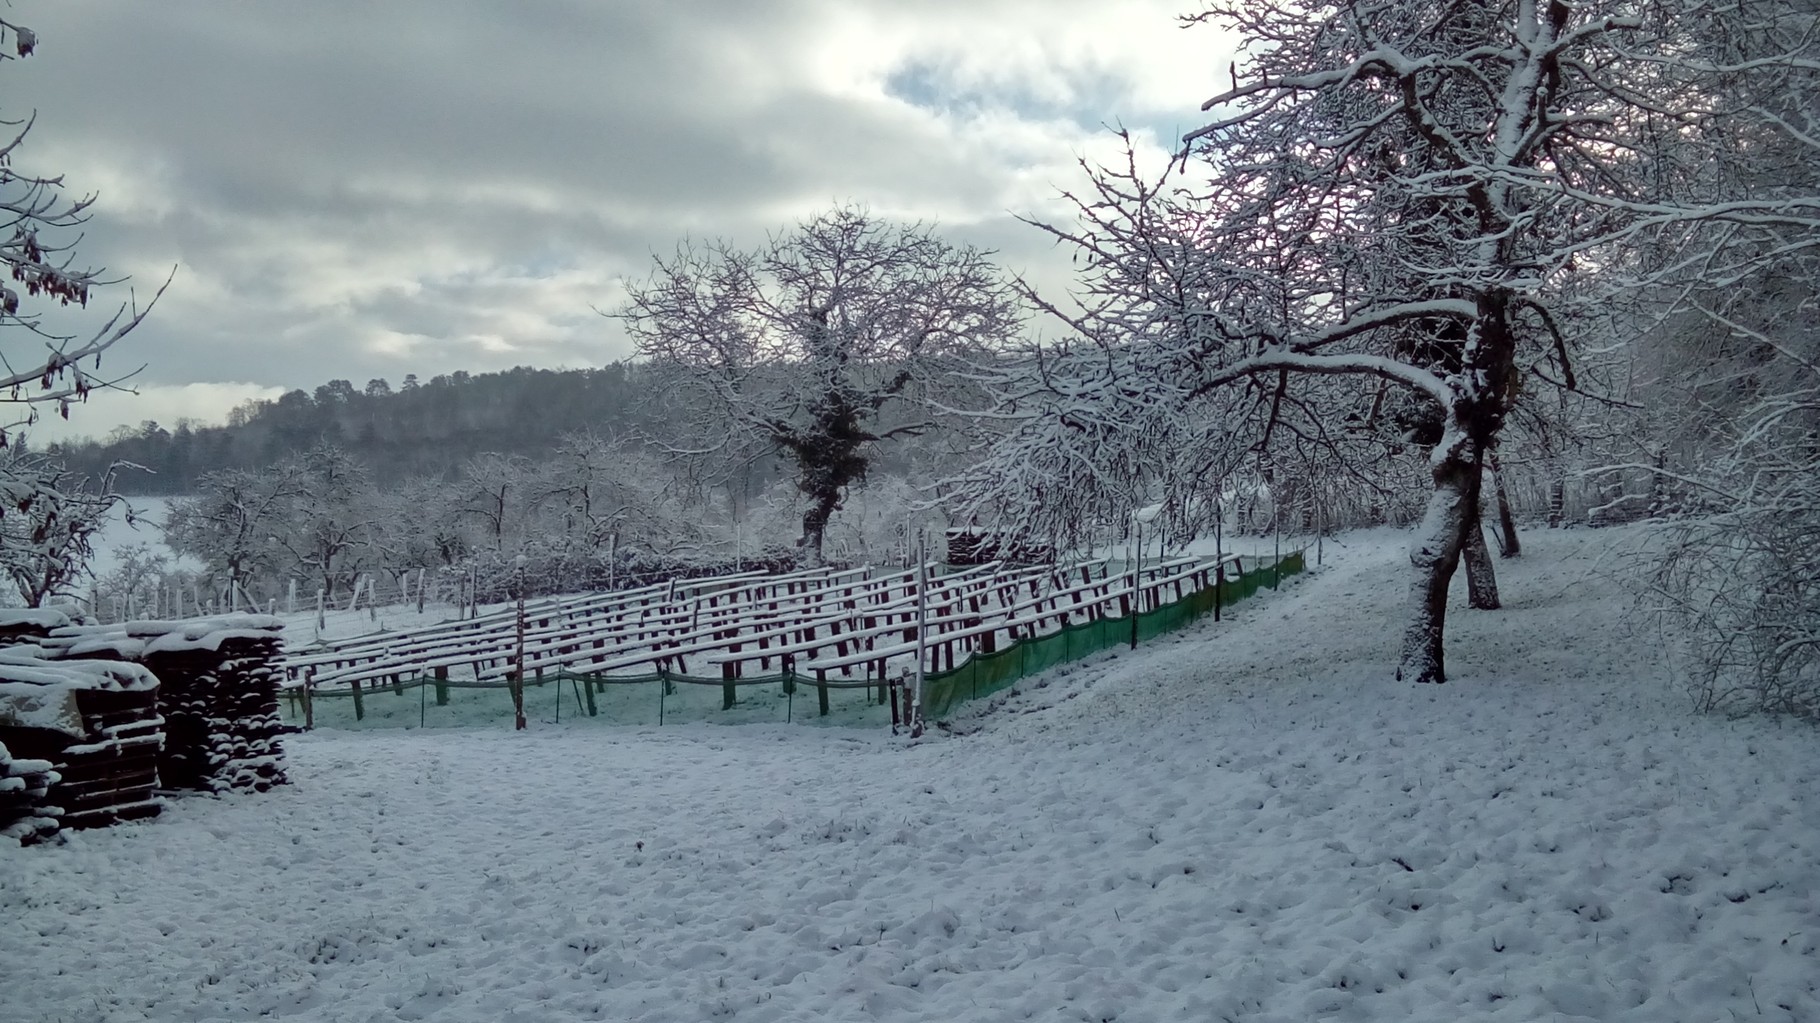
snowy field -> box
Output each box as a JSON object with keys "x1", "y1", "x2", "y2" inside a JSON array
[{"x1": 3, "y1": 525, "x2": 1817, "y2": 1022}]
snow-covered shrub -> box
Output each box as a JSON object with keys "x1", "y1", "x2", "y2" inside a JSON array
[{"x1": 1644, "y1": 355, "x2": 1820, "y2": 719}]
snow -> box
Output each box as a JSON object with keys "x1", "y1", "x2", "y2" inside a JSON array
[
  {"x1": 0, "y1": 607, "x2": 72, "y2": 631},
  {"x1": 0, "y1": 682, "x2": 85, "y2": 737},
  {"x1": 36, "y1": 616, "x2": 285, "y2": 661},
  {"x1": 0, "y1": 651, "x2": 160, "y2": 738},
  {"x1": 0, "y1": 651, "x2": 160, "y2": 694},
  {"x1": 2, "y1": 524, "x2": 1817, "y2": 1022}
]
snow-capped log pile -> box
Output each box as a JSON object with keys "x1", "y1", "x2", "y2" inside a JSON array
[
  {"x1": 37, "y1": 617, "x2": 289, "y2": 793},
  {"x1": 0, "y1": 740, "x2": 62, "y2": 844},
  {"x1": 0, "y1": 606, "x2": 73, "y2": 645},
  {"x1": 0, "y1": 651, "x2": 163, "y2": 839}
]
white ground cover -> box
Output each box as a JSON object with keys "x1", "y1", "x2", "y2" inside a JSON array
[{"x1": 3, "y1": 525, "x2": 1816, "y2": 1022}]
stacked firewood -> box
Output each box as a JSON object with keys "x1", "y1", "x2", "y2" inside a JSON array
[
  {"x1": 144, "y1": 624, "x2": 289, "y2": 792},
  {"x1": 0, "y1": 652, "x2": 164, "y2": 840},
  {"x1": 0, "y1": 613, "x2": 291, "y2": 842},
  {"x1": 44, "y1": 616, "x2": 289, "y2": 794},
  {"x1": 0, "y1": 607, "x2": 73, "y2": 646},
  {"x1": 0, "y1": 739, "x2": 61, "y2": 844}
]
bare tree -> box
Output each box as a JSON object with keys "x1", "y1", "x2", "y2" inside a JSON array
[
  {"x1": 532, "y1": 430, "x2": 709, "y2": 563},
  {"x1": 620, "y1": 206, "x2": 1023, "y2": 565},
  {"x1": 1, "y1": 17, "x2": 162, "y2": 606},
  {"x1": 0, "y1": 454, "x2": 120, "y2": 606},
  {"x1": 166, "y1": 463, "x2": 309, "y2": 594},
  {"x1": 457, "y1": 452, "x2": 529, "y2": 551},
  {"x1": 1643, "y1": 323, "x2": 1820, "y2": 717},
  {"x1": 276, "y1": 445, "x2": 376, "y2": 600},
  {"x1": 167, "y1": 447, "x2": 378, "y2": 602},
  {"x1": 1, "y1": 17, "x2": 160, "y2": 444},
  {"x1": 371, "y1": 475, "x2": 470, "y2": 578},
  {"x1": 961, "y1": 0, "x2": 1820, "y2": 683},
  {"x1": 1623, "y1": 0, "x2": 1820, "y2": 716}
]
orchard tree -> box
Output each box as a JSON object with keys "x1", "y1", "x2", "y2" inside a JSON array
[
  {"x1": 457, "y1": 452, "x2": 530, "y2": 550},
  {"x1": 274, "y1": 445, "x2": 377, "y2": 600},
  {"x1": 621, "y1": 206, "x2": 1023, "y2": 565},
  {"x1": 166, "y1": 463, "x2": 309, "y2": 592},
  {"x1": 168, "y1": 447, "x2": 378, "y2": 601},
  {"x1": 1643, "y1": 313, "x2": 1820, "y2": 717},
  {"x1": 532, "y1": 430, "x2": 708, "y2": 563},
  {"x1": 372, "y1": 475, "x2": 470, "y2": 577},
  {"x1": 0, "y1": 454, "x2": 120, "y2": 606},
  {"x1": 961, "y1": 0, "x2": 1820, "y2": 683},
  {"x1": 1621, "y1": 0, "x2": 1820, "y2": 716},
  {"x1": 1, "y1": 17, "x2": 158, "y2": 444},
  {"x1": 1, "y1": 16, "x2": 162, "y2": 607}
]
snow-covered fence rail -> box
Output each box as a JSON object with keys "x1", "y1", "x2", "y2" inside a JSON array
[
  {"x1": 279, "y1": 562, "x2": 1019, "y2": 697},
  {"x1": 280, "y1": 565, "x2": 875, "y2": 685},
  {"x1": 280, "y1": 549, "x2": 1306, "y2": 730}
]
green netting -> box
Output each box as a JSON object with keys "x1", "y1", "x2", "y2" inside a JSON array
[
  {"x1": 920, "y1": 550, "x2": 1310, "y2": 720},
  {"x1": 286, "y1": 548, "x2": 1309, "y2": 731},
  {"x1": 278, "y1": 667, "x2": 888, "y2": 729}
]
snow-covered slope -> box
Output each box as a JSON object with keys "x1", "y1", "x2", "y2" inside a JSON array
[{"x1": 2, "y1": 525, "x2": 1815, "y2": 1022}]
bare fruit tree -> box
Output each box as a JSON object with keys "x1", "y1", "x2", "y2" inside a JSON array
[
  {"x1": 1623, "y1": 0, "x2": 1820, "y2": 717},
  {"x1": 1, "y1": 18, "x2": 158, "y2": 443},
  {"x1": 960, "y1": 0, "x2": 1820, "y2": 683},
  {"x1": 0, "y1": 455, "x2": 121, "y2": 606},
  {"x1": 620, "y1": 206, "x2": 1023, "y2": 565},
  {"x1": 2, "y1": 17, "x2": 163, "y2": 607},
  {"x1": 165, "y1": 464, "x2": 308, "y2": 592}
]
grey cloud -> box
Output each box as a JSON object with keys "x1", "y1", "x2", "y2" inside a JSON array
[{"x1": 8, "y1": 0, "x2": 1209, "y2": 436}]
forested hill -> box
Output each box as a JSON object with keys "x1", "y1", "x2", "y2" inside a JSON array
[{"x1": 42, "y1": 364, "x2": 648, "y2": 494}]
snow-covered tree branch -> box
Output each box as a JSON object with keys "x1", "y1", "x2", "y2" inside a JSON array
[
  {"x1": 1, "y1": 17, "x2": 161, "y2": 610},
  {"x1": 958, "y1": 0, "x2": 1820, "y2": 684},
  {"x1": 0, "y1": 17, "x2": 161, "y2": 446}
]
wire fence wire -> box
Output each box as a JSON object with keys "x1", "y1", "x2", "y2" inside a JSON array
[{"x1": 283, "y1": 550, "x2": 1306, "y2": 731}]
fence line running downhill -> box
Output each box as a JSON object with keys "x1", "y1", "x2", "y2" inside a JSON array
[{"x1": 284, "y1": 550, "x2": 1307, "y2": 732}]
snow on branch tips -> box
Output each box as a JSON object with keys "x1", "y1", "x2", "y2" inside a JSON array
[
  {"x1": 2, "y1": 18, "x2": 165, "y2": 613},
  {"x1": 964, "y1": 0, "x2": 1820, "y2": 686},
  {"x1": 1, "y1": 16, "x2": 163, "y2": 447}
]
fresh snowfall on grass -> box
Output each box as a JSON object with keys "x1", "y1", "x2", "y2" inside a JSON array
[{"x1": 3, "y1": 524, "x2": 1817, "y2": 1022}]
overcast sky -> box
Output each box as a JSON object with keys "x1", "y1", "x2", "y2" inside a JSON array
[{"x1": 13, "y1": 1, "x2": 1234, "y2": 442}]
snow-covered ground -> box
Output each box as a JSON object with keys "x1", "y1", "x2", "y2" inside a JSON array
[{"x1": 3, "y1": 525, "x2": 1816, "y2": 1022}]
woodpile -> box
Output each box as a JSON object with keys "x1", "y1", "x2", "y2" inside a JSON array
[
  {"x1": 43, "y1": 616, "x2": 289, "y2": 794},
  {"x1": 0, "y1": 607, "x2": 72, "y2": 646},
  {"x1": 0, "y1": 651, "x2": 164, "y2": 842},
  {"x1": 146, "y1": 625, "x2": 289, "y2": 792},
  {"x1": 0, "y1": 611, "x2": 289, "y2": 842},
  {"x1": 0, "y1": 740, "x2": 60, "y2": 844}
]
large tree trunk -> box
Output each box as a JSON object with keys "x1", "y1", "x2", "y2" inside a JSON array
[
  {"x1": 1398, "y1": 452, "x2": 1476, "y2": 684},
  {"x1": 1487, "y1": 449, "x2": 1521, "y2": 557},
  {"x1": 1463, "y1": 452, "x2": 1501, "y2": 609},
  {"x1": 1462, "y1": 513, "x2": 1501, "y2": 609},
  {"x1": 798, "y1": 503, "x2": 831, "y2": 568},
  {"x1": 1401, "y1": 291, "x2": 1520, "y2": 681}
]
